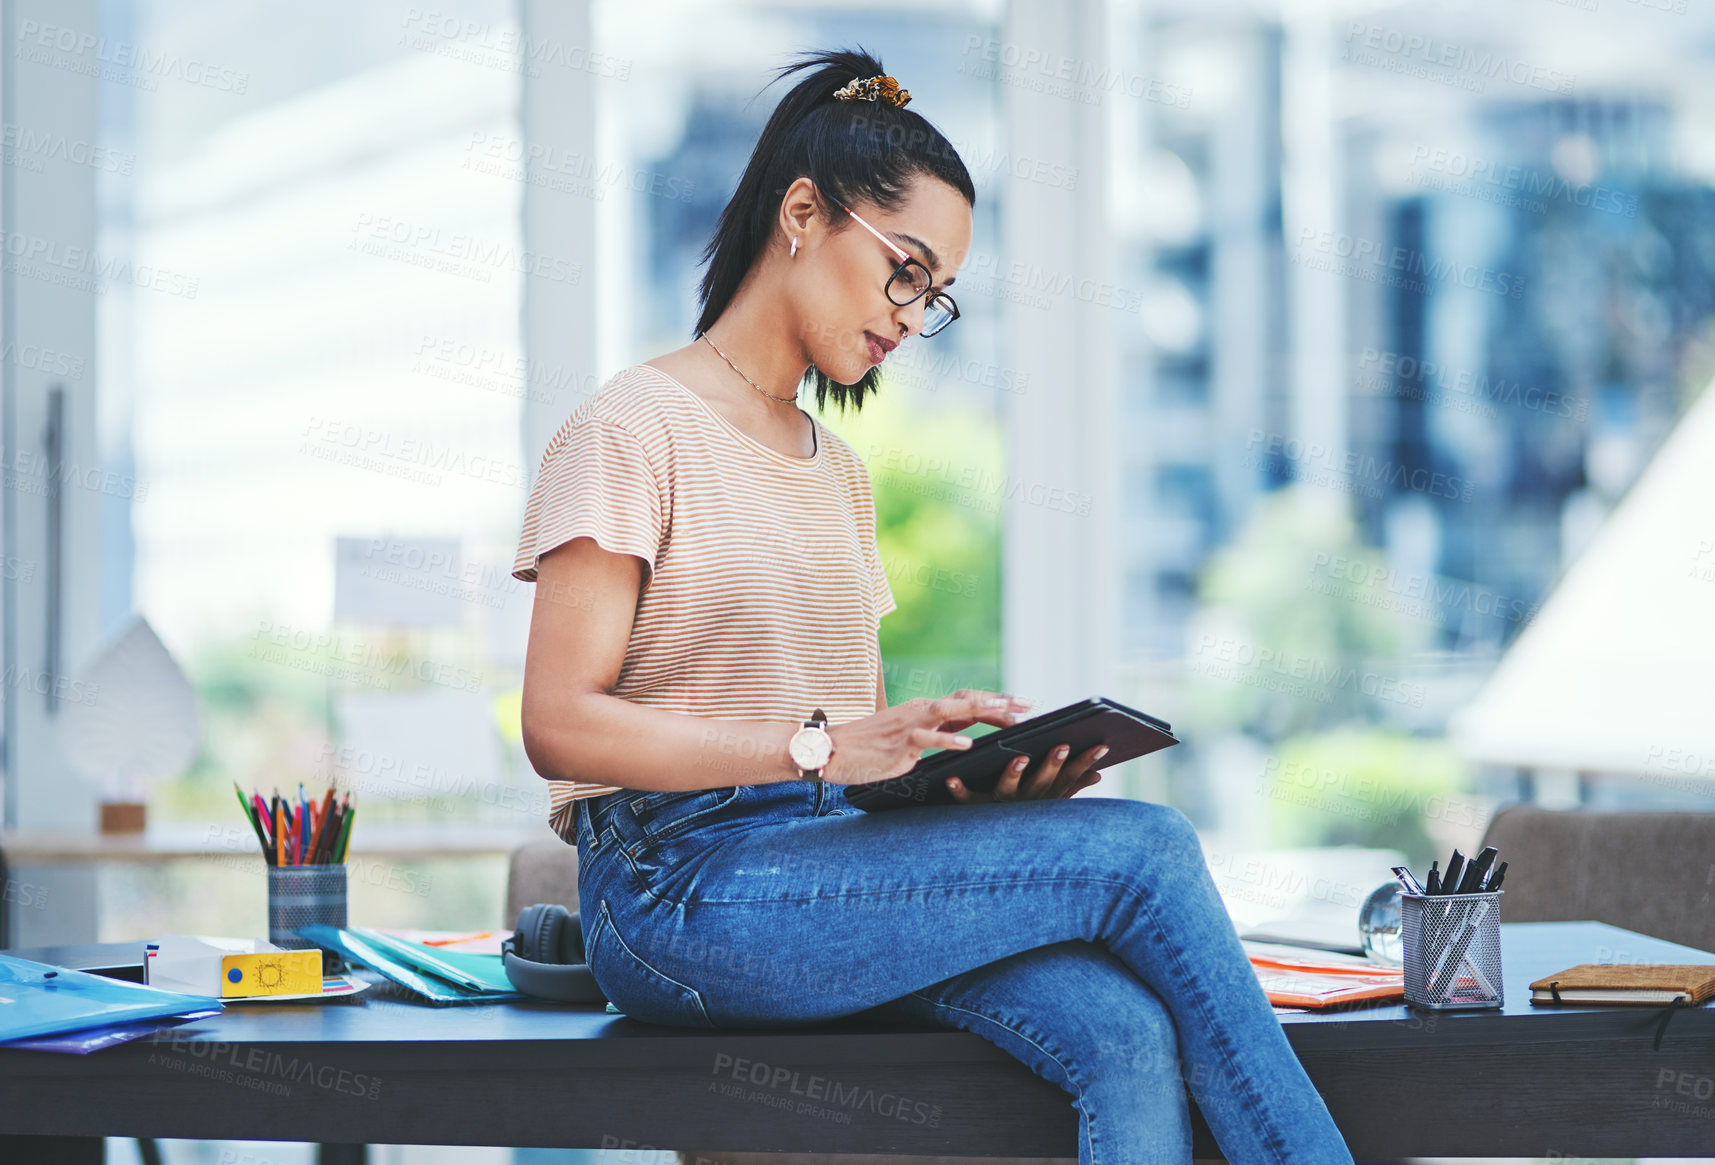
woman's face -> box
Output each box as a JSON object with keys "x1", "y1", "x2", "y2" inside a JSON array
[{"x1": 791, "y1": 176, "x2": 972, "y2": 383}]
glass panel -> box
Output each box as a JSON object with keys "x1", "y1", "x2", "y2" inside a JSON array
[
  {"x1": 92, "y1": 0, "x2": 532, "y2": 939},
  {"x1": 1110, "y1": 0, "x2": 1715, "y2": 928}
]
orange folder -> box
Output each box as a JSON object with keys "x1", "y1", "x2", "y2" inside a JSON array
[{"x1": 1245, "y1": 945, "x2": 1405, "y2": 1009}]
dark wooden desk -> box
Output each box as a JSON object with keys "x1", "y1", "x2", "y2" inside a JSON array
[{"x1": 2, "y1": 921, "x2": 1712, "y2": 1162}]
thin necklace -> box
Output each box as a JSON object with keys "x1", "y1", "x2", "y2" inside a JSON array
[{"x1": 698, "y1": 331, "x2": 799, "y2": 403}]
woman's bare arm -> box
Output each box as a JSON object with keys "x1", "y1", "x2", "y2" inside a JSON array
[
  {"x1": 520, "y1": 537, "x2": 799, "y2": 792},
  {"x1": 875, "y1": 656, "x2": 886, "y2": 714}
]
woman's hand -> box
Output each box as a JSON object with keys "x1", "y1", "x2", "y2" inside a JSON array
[
  {"x1": 822, "y1": 690, "x2": 1034, "y2": 787},
  {"x1": 945, "y1": 742, "x2": 1109, "y2": 803}
]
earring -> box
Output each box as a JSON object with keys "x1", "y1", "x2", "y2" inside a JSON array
[{"x1": 790, "y1": 236, "x2": 799, "y2": 258}]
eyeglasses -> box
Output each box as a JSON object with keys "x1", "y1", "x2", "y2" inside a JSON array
[{"x1": 835, "y1": 199, "x2": 960, "y2": 338}]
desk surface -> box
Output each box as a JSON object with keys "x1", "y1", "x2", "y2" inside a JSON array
[
  {"x1": 2, "y1": 920, "x2": 1713, "y2": 1159},
  {"x1": 8, "y1": 920, "x2": 1706, "y2": 1050}
]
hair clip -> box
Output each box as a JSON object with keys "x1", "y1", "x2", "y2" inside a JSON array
[{"x1": 832, "y1": 74, "x2": 911, "y2": 109}]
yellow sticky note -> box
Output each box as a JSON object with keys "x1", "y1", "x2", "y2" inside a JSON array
[{"x1": 220, "y1": 950, "x2": 324, "y2": 997}]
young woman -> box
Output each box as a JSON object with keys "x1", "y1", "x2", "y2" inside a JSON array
[{"x1": 512, "y1": 47, "x2": 1354, "y2": 1165}]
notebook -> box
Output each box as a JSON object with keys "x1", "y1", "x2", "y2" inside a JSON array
[
  {"x1": 1528, "y1": 963, "x2": 1715, "y2": 1006},
  {"x1": 1242, "y1": 942, "x2": 1405, "y2": 1009}
]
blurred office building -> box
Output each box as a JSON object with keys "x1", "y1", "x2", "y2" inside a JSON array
[{"x1": 1121, "y1": 8, "x2": 1715, "y2": 667}]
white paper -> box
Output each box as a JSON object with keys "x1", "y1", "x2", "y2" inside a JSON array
[
  {"x1": 60, "y1": 614, "x2": 200, "y2": 785},
  {"x1": 149, "y1": 934, "x2": 280, "y2": 995}
]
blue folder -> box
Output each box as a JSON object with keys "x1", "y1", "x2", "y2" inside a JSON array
[
  {"x1": 0, "y1": 954, "x2": 224, "y2": 1043},
  {"x1": 297, "y1": 925, "x2": 522, "y2": 1006}
]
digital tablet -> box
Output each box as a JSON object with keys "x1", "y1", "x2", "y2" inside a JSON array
[{"x1": 841, "y1": 695, "x2": 1179, "y2": 812}]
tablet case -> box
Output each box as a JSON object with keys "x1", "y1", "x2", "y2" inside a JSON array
[{"x1": 843, "y1": 696, "x2": 1178, "y2": 811}]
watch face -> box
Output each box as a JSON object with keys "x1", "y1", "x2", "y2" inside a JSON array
[{"x1": 790, "y1": 727, "x2": 833, "y2": 769}]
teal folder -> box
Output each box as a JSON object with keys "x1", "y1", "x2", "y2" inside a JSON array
[
  {"x1": 338, "y1": 928, "x2": 515, "y2": 993},
  {"x1": 0, "y1": 954, "x2": 224, "y2": 1042},
  {"x1": 297, "y1": 926, "x2": 521, "y2": 1006}
]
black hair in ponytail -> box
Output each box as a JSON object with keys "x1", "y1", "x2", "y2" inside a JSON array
[{"x1": 693, "y1": 45, "x2": 976, "y2": 414}]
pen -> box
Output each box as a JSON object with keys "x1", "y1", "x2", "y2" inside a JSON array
[
  {"x1": 1482, "y1": 860, "x2": 1508, "y2": 892},
  {"x1": 421, "y1": 931, "x2": 494, "y2": 947},
  {"x1": 1425, "y1": 861, "x2": 1441, "y2": 896},
  {"x1": 1441, "y1": 849, "x2": 1467, "y2": 896},
  {"x1": 1455, "y1": 854, "x2": 1486, "y2": 895},
  {"x1": 1391, "y1": 865, "x2": 1425, "y2": 896},
  {"x1": 1462, "y1": 846, "x2": 1498, "y2": 893},
  {"x1": 274, "y1": 796, "x2": 285, "y2": 867}
]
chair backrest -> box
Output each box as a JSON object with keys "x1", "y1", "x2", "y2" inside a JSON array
[
  {"x1": 504, "y1": 839, "x2": 580, "y2": 929},
  {"x1": 1478, "y1": 803, "x2": 1715, "y2": 954}
]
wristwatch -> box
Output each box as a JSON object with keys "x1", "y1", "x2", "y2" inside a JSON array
[{"x1": 788, "y1": 709, "x2": 835, "y2": 783}]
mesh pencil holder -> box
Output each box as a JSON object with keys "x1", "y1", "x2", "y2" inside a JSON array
[
  {"x1": 1401, "y1": 890, "x2": 1503, "y2": 1009},
  {"x1": 267, "y1": 864, "x2": 348, "y2": 970}
]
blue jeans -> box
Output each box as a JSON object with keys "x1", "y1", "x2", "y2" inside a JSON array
[{"x1": 572, "y1": 779, "x2": 1353, "y2": 1165}]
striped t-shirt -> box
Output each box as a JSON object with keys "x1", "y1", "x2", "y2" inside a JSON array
[{"x1": 510, "y1": 362, "x2": 896, "y2": 843}]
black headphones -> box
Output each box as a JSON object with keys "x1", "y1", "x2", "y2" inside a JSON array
[{"x1": 501, "y1": 903, "x2": 607, "y2": 1003}]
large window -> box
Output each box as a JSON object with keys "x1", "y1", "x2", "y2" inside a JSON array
[
  {"x1": 90, "y1": 0, "x2": 535, "y2": 938},
  {"x1": 6, "y1": 0, "x2": 1711, "y2": 974}
]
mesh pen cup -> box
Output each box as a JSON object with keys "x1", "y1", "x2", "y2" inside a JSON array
[
  {"x1": 267, "y1": 864, "x2": 348, "y2": 968},
  {"x1": 1401, "y1": 890, "x2": 1503, "y2": 1009}
]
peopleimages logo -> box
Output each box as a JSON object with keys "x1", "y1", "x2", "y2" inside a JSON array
[
  {"x1": 1409, "y1": 145, "x2": 1637, "y2": 218},
  {"x1": 1293, "y1": 228, "x2": 1524, "y2": 300},
  {"x1": 1307, "y1": 550, "x2": 1540, "y2": 629},
  {"x1": 866, "y1": 444, "x2": 1092, "y2": 516},
  {"x1": 1342, "y1": 23, "x2": 1575, "y2": 95},
  {"x1": 15, "y1": 19, "x2": 250, "y2": 93},
  {"x1": 1245, "y1": 430, "x2": 1474, "y2": 504},
  {"x1": 1355, "y1": 348, "x2": 1587, "y2": 421},
  {"x1": 958, "y1": 34, "x2": 1193, "y2": 108},
  {"x1": 1193, "y1": 634, "x2": 1427, "y2": 709},
  {"x1": 710, "y1": 1053, "x2": 942, "y2": 1128},
  {"x1": 349, "y1": 213, "x2": 581, "y2": 285}
]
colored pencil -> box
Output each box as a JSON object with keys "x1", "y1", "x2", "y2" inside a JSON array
[
  {"x1": 334, "y1": 799, "x2": 356, "y2": 863},
  {"x1": 233, "y1": 782, "x2": 271, "y2": 861},
  {"x1": 310, "y1": 801, "x2": 340, "y2": 865},
  {"x1": 315, "y1": 787, "x2": 335, "y2": 855},
  {"x1": 241, "y1": 784, "x2": 352, "y2": 865},
  {"x1": 250, "y1": 792, "x2": 272, "y2": 844}
]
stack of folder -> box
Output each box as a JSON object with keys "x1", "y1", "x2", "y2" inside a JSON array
[
  {"x1": 297, "y1": 925, "x2": 521, "y2": 1005},
  {"x1": 0, "y1": 954, "x2": 224, "y2": 1053},
  {"x1": 1243, "y1": 940, "x2": 1406, "y2": 1009}
]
